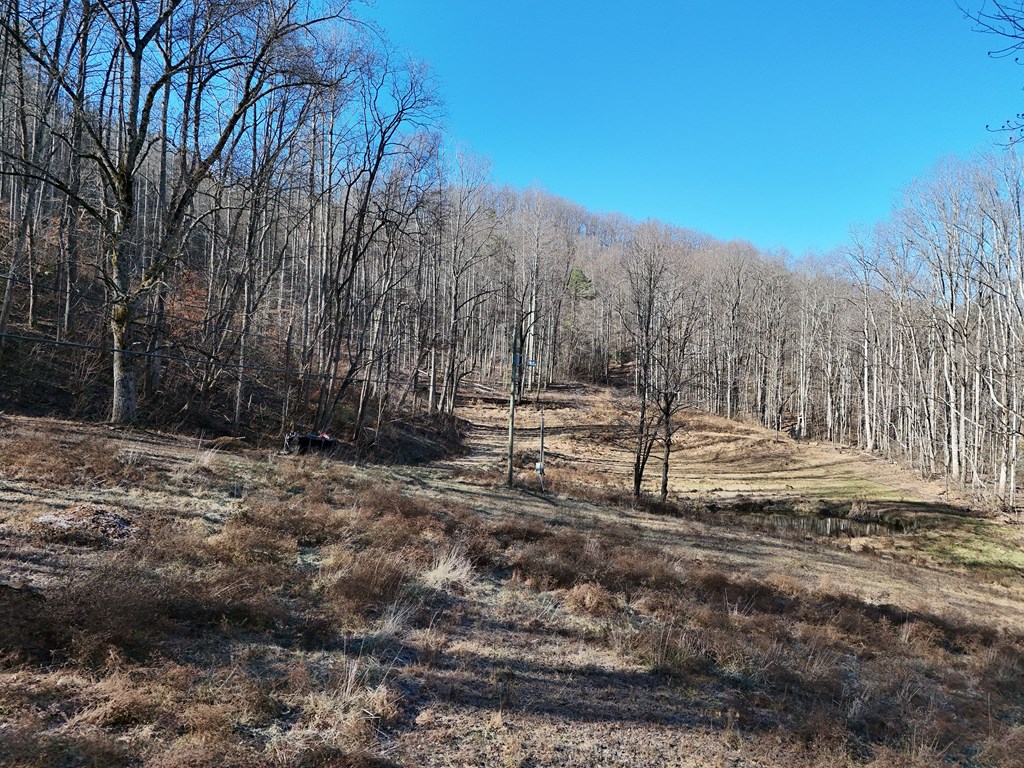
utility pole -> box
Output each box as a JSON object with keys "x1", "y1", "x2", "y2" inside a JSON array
[
  {"x1": 507, "y1": 353, "x2": 519, "y2": 487},
  {"x1": 537, "y1": 405, "x2": 545, "y2": 492}
]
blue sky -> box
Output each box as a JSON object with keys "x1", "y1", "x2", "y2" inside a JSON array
[{"x1": 363, "y1": 1, "x2": 1023, "y2": 257}]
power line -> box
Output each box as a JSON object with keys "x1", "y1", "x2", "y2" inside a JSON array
[{"x1": 0, "y1": 329, "x2": 342, "y2": 379}]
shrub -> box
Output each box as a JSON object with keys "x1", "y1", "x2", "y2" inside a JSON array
[
  {"x1": 319, "y1": 548, "x2": 413, "y2": 620},
  {"x1": 20, "y1": 560, "x2": 196, "y2": 665},
  {"x1": 562, "y1": 583, "x2": 620, "y2": 618}
]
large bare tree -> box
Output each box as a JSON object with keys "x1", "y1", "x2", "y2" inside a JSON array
[{"x1": 1, "y1": 0, "x2": 351, "y2": 421}]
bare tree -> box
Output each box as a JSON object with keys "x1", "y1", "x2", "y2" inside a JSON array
[
  {"x1": 1, "y1": 0, "x2": 351, "y2": 421},
  {"x1": 621, "y1": 220, "x2": 671, "y2": 500}
]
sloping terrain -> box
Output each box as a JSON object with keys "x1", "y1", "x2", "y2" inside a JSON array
[
  {"x1": 452, "y1": 384, "x2": 955, "y2": 502},
  {"x1": 1, "y1": 393, "x2": 1023, "y2": 767}
]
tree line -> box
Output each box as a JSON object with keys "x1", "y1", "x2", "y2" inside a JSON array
[{"x1": 0, "y1": 0, "x2": 1022, "y2": 507}]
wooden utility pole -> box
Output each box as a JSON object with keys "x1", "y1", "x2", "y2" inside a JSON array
[
  {"x1": 507, "y1": 354, "x2": 518, "y2": 487},
  {"x1": 538, "y1": 406, "x2": 545, "y2": 492}
]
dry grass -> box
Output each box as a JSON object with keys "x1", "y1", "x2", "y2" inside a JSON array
[
  {"x1": 508, "y1": 529, "x2": 679, "y2": 596},
  {"x1": 318, "y1": 547, "x2": 413, "y2": 619},
  {"x1": 7, "y1": 559, "x2": 195, "y2": 665},
  {"x1": 3, "y1": 406, "x2": 1024, "y2": 767},
  {"x1": 0, "y1": 429, "x2": 162, "y2": 488},
  {"x1": 420, "y1": 547, "x2": 476, "y2": 592},
  {"x1": 562, "y1": 582, "x2": 621, "y2": 617},
  {"x1": 447, "y1": 492, "x2": 1023, "y2": 765}
]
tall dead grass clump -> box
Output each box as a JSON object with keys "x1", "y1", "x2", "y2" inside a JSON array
[
  {"x1": 508, "y1": 530, "x2": 679, "y2": 598},
  {"x1": 686, "y1": 564, "x2": 789, "y2": 615},
  {"x1": 233, "y1": 494, "x2": 358, "y2": 547},
  {"x1": 420, "y1": 547, "x2": 476, "y2": 592},
  {"x1": 198, "y1": 567, "x2": 292, "y2": 631},
  {"x1": 355, "y1": 486, "x2": 434, "y2": 520},
  {"x1": 264, "y1": 658, "x2": 401, "y2": 767},
  {"x1": 976, "y1": 724, "x2": 1024, "y2": 767},
  {"x1": 970, "y1": 639, "x2": 1024, "y2": 695},
  {"x1": 562, "y1": 582, "x2": 620, "y2": 618},
  {"x1": 318, "y1": 547, "x2": 413, "y2": 621},
  {"x1": 351, "y1": 486, "x2": 458, "y2": 557},
  {"x1": 140, "y1": 519, "x2": 213, "y2": 566},
  {"x1": 602, "y1": 548, "x2": 680, "y2": 595},
  {"x1": 206, "y1": 517, "x2": 298, "y2": 566},
  {"x1": 168, "y1": 447, "x2": 222, "y2": 488},
  {"x1": 182, "y1": 669, "x2": 280, "y2": 735},
  {"x1": 508, "y1": 532, "x2": 592, "y2": 590},
  {"x1": 0, "y1": 431, "x2": 159, "y2": 487},
  {"x1": 607, "y1": 621, "x2": 714, "y2": 677},
  {"x1": 71, "y1": 671, "x2": 175, "y2": 729}
]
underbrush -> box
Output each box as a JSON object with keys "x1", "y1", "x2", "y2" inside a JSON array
[
  {"x1": 0, "y1": 428, "x2": 164, "y2": 487},
  {"x1": 0, "y1": 464, "x2": 481, "y2": 766},
  {"x1": 465, "y1": 508, "x2": 1024, "y2": 765},
  {"x1": 3, "y1": 440, "x2": 1023, "y2": 767},
  {"x1": 525, "y1": 536, "x2": 1023, "y2": 765}
]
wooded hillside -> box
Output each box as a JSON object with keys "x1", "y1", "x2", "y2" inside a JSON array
[{"x1": 1, "y1": 0, "x2": 1023, "y2": 507}]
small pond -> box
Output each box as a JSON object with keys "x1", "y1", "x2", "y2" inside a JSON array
[{"x1": 741, "y1": 513, "x2": 912, "y2": 537}]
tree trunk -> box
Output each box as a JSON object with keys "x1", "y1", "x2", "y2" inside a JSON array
[
  {"x1": 633, "y1": 389, "x2": 647, "y2": 500},
  {"x1": 660, "y1": 395, "x2": 674, "y2": 503},
  {"x1": 111, "y1": 299, "x2": 138, "y2": 423}
]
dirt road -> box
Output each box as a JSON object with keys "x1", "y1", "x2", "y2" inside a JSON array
[{"x1": 401, "y1": 385, "x2": 1024, "y2": 633}]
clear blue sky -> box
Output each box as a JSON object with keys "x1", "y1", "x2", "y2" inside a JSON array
[{"x1": 363, "y1": 1, "x2": 1023, "y2": 257}]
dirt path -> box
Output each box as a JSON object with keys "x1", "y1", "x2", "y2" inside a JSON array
[
  {"x1": 446, "y1": 386, "x2": 958, "y2": 502},
  {"x1": 404, "y1": 385, "x2": 1024, "y2": 634}
]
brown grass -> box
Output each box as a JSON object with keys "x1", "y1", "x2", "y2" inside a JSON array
[
  {"x1": 11, "y1": 559, "x2": 195, "y2": 665},
  {"x1": 0, "y1": 714, "x2": 128, "y2": 768},
  {"x1": 484, "y1": 509, "x2": 1024, "y2": 765},
  {"x1": 562, "y1": 582, "x2": 621, "y2": 617},
  {"x1": 508, "y1": 528, "x2": 679, "y2": 596},
  {"x1": 206, "y1": 517, "x2": 299, "y2": 566},
  {"x1": 4, "y1": 409, "x2": 1024, "y2": 767},
  {"x1": 237, "y1": 494, "x2": 351, "y2": 546},
  {"x1": 319, "y1": 547, "x2": 413, "y2": 620},
  {"x1": 9, "y1": 436, "x2": 501, "y2": 763},
  {"x1": 0, "y1": 429, "x2": 162, "y2": 488}
]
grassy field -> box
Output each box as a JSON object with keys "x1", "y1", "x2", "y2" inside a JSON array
[{"x1": 1, "y1": 390, "x2": 1023, "y2": 767}]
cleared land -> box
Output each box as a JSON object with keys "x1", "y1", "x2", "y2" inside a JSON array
[{"x1": 1, "y1": 387, "x2": 1023, "y2": 767}]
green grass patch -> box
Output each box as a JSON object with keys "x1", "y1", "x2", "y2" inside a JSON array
[{"x1": 921, "y1": 525, "x2": 1024, "y2": 575}]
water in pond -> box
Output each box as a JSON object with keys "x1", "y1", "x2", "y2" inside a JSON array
[{"x1": 741, "y1": 513, "x2": 907, "y2": 537}]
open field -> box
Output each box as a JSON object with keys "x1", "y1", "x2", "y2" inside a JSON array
[
  {"x1": 453, "y1": 384, "x2": 957, "y2": 502},
  {"x1": 2, "y1": 389, "x2": 1024, "y2": 767}
]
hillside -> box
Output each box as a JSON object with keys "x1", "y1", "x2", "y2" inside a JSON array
[{"x1": 1, "y1": 388, "x2": 1023, "y2": 767}]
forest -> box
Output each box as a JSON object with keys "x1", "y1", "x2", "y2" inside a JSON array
[{"x1": 1, "y1": 0, "x2": 1023, "y2": 509}]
